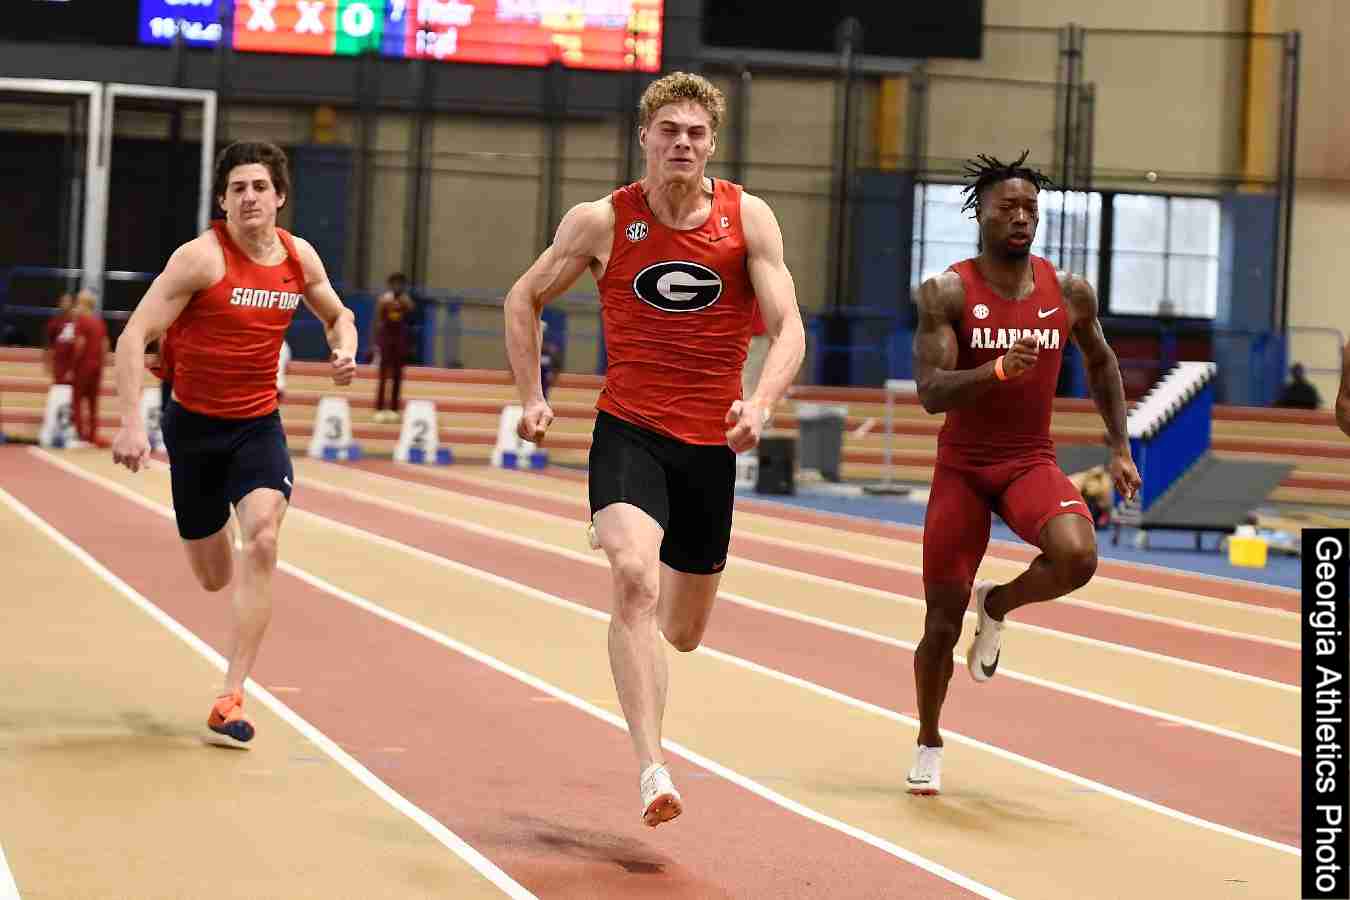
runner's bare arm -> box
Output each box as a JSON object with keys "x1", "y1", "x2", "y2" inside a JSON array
[
  {"x1": 742, "y1": 192, "x2": 805, "y2": 417},
  {"x1": 503, "y1": 200, "x2": 610, "y2": 407},
  {"x1": 912, "y1": 272, "x2": 999, "y2": 413},
  {"x1": 1064, "y1": 273, "x2": 1139, "y2": 499},
  {"x1": 1063, "y1": 274, "x2": 1129, "y2": 453},
  {"x1": 294, "y1": 237, "x2": 357, "y2": 384},
  {"x1": 114, "y1": 239, "x2": 213, "y2": 431},
  {"x1": 1337, "y1": 340, "x2": 1350, "y2": 437}
]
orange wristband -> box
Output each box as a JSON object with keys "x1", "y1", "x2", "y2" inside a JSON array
[{"x1": 994, "y1": 356, "x2": 1008, "y2": 381}]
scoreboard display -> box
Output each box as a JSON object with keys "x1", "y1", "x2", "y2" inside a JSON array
[{"x1": 139, "y1": 0, "x2": 663, "y2": 71}]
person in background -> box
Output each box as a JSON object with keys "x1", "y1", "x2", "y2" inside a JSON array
[
  {"x1": 44, "y1": 292, "x2": 77, "y2": 387},
  {"x1": 72, "y1": 288, "x2": 110, "y2": 446},
  {"x1": 372, "y1": 272, "x2": 415, "y2": 423},
  {"x1": 1273, "y1": 362, "x2": 1321, "y2": 410}
]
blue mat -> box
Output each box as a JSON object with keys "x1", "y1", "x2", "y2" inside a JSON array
[{"x1": 737, "y1": 488, "x2": 1301, "y2": 590}]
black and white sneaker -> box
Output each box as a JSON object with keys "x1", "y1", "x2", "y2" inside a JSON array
[{"x1": 966, "y1": 580, "x2": 1004, "y2": 683}]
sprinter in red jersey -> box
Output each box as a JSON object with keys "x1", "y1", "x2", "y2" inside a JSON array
[
  {"x1": 906, "y1": 153, "x2": 1141, "y2": 795},
  {"x1": 111, "y1": 142, "x2": 357, "y2": 744},
  {"x1": 504, "y1": 71, "x2": 806, "y2": 827}
]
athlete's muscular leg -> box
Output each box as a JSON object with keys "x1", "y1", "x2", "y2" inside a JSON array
[
  {"x1": 984, "y1": 514, "x2": 1097, "y2": 622},
  {"x1": 593, "y1": 502, "x2": 669, "y2": 774},
  {"x1": 915, "y1": 581, "x2": 972, "y2": 747},
  {"x1": 916, "y1": 463, "x2": 991, "y2": 747},
  {"x1": 657, "y1": 565, "x2": 721, "y2": 652},
  {"x1": 222, "y1": 487, "x2": 288, "y2": 696},
  {"x1": 182, "y1": 525, "x2": 234, "y2": 593}
]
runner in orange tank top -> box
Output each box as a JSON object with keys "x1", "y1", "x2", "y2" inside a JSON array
[
  {"x1": 110, "y1": 141, "x2": 358, "y2": 744},
  {"x1": 503, "y1": 71, "x2": 806, "y2": 827},
  {"x1": 905, "y1": 152, "x2": 1141, "y2": 795}
]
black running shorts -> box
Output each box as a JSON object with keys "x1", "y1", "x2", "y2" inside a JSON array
[
  {"x1": 160, "y1": 399, "x2": 294, "y2": 540},
  {"x1": 587, "y1": 410, "x2": 736, "y2": 575}
]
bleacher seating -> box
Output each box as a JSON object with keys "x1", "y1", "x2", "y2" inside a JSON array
[{"x1": 2, "y1": 346, "x2": 1347, "y2": 506}]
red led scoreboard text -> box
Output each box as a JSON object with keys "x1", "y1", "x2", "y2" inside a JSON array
[{"x1": 228, "y1": 0, "x2": 663, "y2": 70}]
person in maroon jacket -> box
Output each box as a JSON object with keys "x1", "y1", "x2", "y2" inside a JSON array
[
  {"x1": 71, "y1": 289, "x2": 110, "y2": 446},
  {"x1": 372, "y1": 272, "x2": 415, "y2": 423},
  {"x1": 44, "y1": 292, "x2": 77, "y2": 386}
]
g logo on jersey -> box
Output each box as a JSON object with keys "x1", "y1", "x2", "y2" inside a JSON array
[{"x1": 633, "y1": 261, "x2": 723, "y2": 313}]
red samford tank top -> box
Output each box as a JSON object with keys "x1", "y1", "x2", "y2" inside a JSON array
[
  {"x1": 167, "y1": 221, "x2": 306, "y2": 419},
  {"x1": 938, "y1": 255, "x2": 1066, "y2": 466},
  {"x1": 597, "y1": 179, "x2": 758, "y2": 445}
]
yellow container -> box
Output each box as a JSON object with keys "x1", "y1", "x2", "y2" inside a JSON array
[{"x1": 1228, "y1": 535, "x2": 1269, "y2": 568}]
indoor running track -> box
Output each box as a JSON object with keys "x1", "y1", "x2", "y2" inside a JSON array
[{"x1": 0, "y1": 445, "x2": 1301, "y2": 899}]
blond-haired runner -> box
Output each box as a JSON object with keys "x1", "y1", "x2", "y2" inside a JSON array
[{"x1": 504, "y1": 71, "x2": 806, "y2": 826}]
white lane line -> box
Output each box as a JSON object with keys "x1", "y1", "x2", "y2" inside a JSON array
[
  {"x1": 287, "y1": 489, "x2": 1304, "y2": 858},
  {"x1": 55, "y1": 453, "x2": 1295, "y2": 858},
  {"x1": 0, "y1": 839, "x2": 20, "y2": 900},
  {"x1": 299, "y1": 461, "x2": 1300, "y2": 693},
  {"x1": 0, "y1": 478, "x2": 536, "y2": 900},
  {"x1": 32, "y1": 453, "x2": 1012, "y2": 900},
  {"x1": 410, "y1": 464, "x2": 1303, "y2": 607}
]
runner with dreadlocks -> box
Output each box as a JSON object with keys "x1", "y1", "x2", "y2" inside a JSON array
[{"x1": 905, "y1": 151, "x2": 1140, "y2": 795}]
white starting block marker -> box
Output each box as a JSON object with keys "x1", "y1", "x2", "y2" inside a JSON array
[
  {"x1": 140, "y1": 387, "x2": 165, "y2": 451},
  {"x1": 394, "y1": 398, "x2": 452, "y2": 465},
  {"x1": 38, "y1": 384, "x2": 76, "y2": 448},
  {"x1": 491, "y1": 404, "x2": 548, "y2": 470},
  {"x1": 308, "y1": 396, "x2": 362, "y2": 461}
]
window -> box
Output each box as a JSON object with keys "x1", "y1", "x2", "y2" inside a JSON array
[
  {"x1": 1109, "y1": 194, "x2": 1220, "y2": 318},
  {"x1": 1033, "y1": 190, "x2": 1100, "y2": 287},
  {"x1": 910, "y1": 183, "x2": 1100, "y2": 290},
  {"x1": 910, "y1": 183, "x2": 977, "y2": 288}
]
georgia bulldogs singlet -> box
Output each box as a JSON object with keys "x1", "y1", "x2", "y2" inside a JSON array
[
  {"x1": 166, "y1": 220, "x2": 305, "y2": 419},
  {"x1": 939, "y1": 255, "x2": 1067, "y2": 467},
  {"x1": 596, "y1": 179, "x2": 758, "y2": 445}
]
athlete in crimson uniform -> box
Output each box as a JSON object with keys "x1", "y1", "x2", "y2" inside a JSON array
[
  {"x1": 503, "y1": 72, "x2": 806, "y2": 827},
  {"x1": 906, "y1": 153, "x2": 1141, "y2": 795},
  {"x1": 111, "y1": 142, "x2": 358, "y2": 744}
]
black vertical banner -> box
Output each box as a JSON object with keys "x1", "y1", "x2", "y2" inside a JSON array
[{"x1": 1305, "y1": 528, "x2": 1349, "y2": 899}]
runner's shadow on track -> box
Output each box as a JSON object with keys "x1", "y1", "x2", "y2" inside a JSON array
[
  {"x1": 901, "y1": 790, "x2": 1075, "y2": 832},
  {"x1": 506, "y1": 814, "x2": 672, "y2": 875}
]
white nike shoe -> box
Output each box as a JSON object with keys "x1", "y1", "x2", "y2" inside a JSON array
[
  {"x1": 906, "y1": 744, "x2": 943, "y2": 795},
  {"x1": 966, "y1": 580, "x2": 1005, "y2": 683},
  {"x1": 639, "y1": 762, "x2": 683, "y2": 827}
]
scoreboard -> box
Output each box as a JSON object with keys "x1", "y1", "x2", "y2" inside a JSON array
[{"x1": 139, "y1": 0, "x2": 664, "y2": 71}]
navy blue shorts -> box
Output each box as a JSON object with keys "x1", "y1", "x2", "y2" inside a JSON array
[
  {"x1": 160, "y1": 399, "x2": 293, "y2": 540},
  {"x1": 587, "y1": 410, "x2": 735, "y2": 575}
]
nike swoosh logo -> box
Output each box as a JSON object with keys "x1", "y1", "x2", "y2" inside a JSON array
[
  {"x1": 709, "y1": 235, "x2": 728, "y2": 242},
  {"x1": 283, "y1": 476, "x2": 292, "y2": 487},
  {"x1": 980, "y1": 649, "x2": 1000, "y2": 678},
  {"x1": 1060, "y1": 499, "x2": 1083, "y2": 507},
  {"x1": 282, "y1": 276, "x2": 295, "y2": 283},
  {"x1": 1038, "y1": 307, "x2": 1058, "y2": 318}
]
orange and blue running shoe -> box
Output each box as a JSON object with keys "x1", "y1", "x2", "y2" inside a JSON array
[{"x1": 207, "y1": 690, "x2": 254, "y2": 743}]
